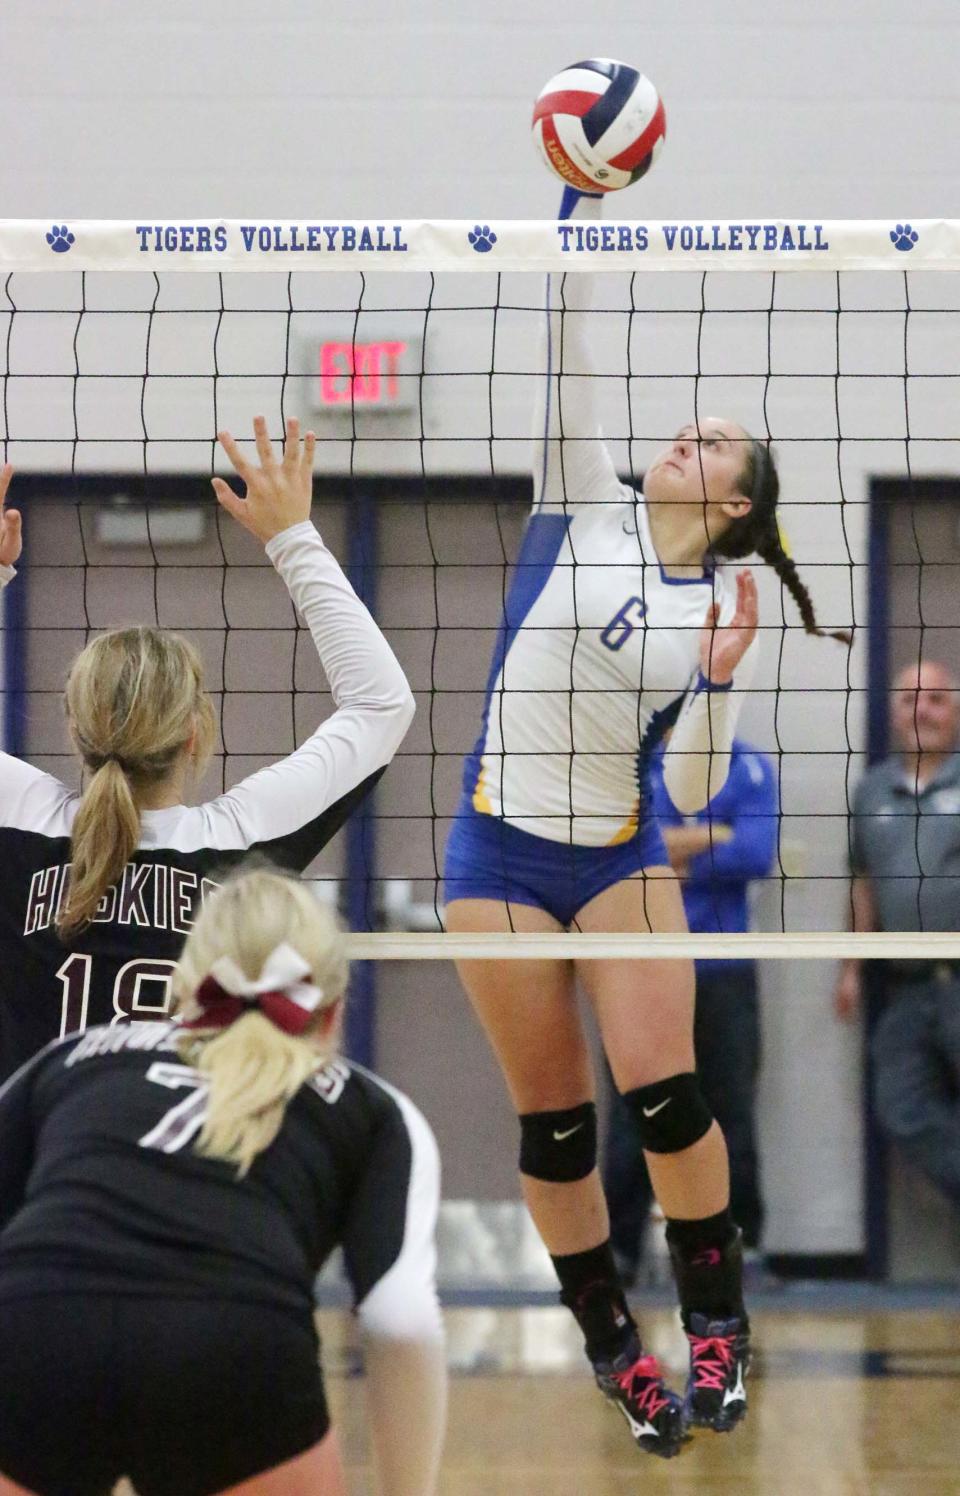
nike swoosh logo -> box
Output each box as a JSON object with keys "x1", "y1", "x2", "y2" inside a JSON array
[
  {"x1": 642, "y1": 1098, "x2": 672, "y2": 1118},
  {"x1": 553, "y1": 1124, "x2": 584, "y2": 1141},
  {"x1": 722, "y1": 1365, "x2": 746, "y2": 1406},
  {"x1": 613, "y1": 1400, "x2": 659, "y2": 1441}
]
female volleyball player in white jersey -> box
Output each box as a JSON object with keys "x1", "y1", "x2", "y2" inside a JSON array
[
  {"x1": 0, "y1": 868, "x2": 446, "y2": 1496},
  {"x1": 0, "y1": 419, "x2": 414, "y2": 1082},
  {"x1": 444, "y1": 188, "x2": 848, "y2": 1458}
]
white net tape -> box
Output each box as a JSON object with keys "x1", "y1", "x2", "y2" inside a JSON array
[
  {"x1": 2, "y1": 218, "x2": 960, "y2": 273},
  {"x1": 344, "y1": 932, "x2": 960, "y2": 960}
]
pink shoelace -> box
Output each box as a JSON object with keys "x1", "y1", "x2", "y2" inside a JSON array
[
  {"x1": 616, "y1": 1354, "x2": 671, "y2": 1420},
  {"x1": 689, "y1": 1332, "x2": 736, "y2": 1392}
]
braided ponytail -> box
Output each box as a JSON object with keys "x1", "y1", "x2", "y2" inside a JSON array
[
  {"x1": 711, "y1": 439, "x2": 852, "y2": 646},
  {"x1": 754, "y1": 524, "x2": 852, "y2": 645}
]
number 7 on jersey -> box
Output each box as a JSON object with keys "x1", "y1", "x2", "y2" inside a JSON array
[{"x1": 138, "y1": 1062, "x2": 209, "y2": 1154}]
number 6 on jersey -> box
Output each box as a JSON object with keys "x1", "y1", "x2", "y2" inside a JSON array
[{"x1": 601, "y1": 596, "x2": 647, "y2": 651}]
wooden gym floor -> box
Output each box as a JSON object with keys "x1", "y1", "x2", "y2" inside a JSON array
[{"x1": 323, "y1": 1303, "x2": 960, "y2": 1495}]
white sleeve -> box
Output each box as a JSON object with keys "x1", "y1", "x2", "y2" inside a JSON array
[
  {"x1": 662, "y1": 636, "x2": 759, "y2": 814},
  {"x1": 0, "y1": 750, "x2": 47, "y2": 812},
  {"x1": 0, "y1": 753, "x2": 73, "y2": 833},
  {"x1": 197, "y1": 520, "x2": 415, "y2": 865},
  {"x1": 532, "y1": 197, "x2": 628, "y2": 513},
  {"x1": 1, "y1": 568, "x2": 73, "y2": 836}
]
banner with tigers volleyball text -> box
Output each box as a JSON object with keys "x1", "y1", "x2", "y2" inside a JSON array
[{"x1": 1, "y1": 219, "x2": 957, "y2": 273}]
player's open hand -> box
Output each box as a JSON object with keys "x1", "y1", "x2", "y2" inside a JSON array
[
  {"x1": 0, "y1": 465, "x2": 21, "y2": 569},
  {"x1": 699, "y1": 569, "x2": 758, "y2": 685},
  {"x1": 212, "y1": 415, "x2": 316, "y2": 542}
]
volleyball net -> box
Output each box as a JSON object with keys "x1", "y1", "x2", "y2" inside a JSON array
[{"x1": 3, "y1": 216, "x2": 960, "y2": 961}]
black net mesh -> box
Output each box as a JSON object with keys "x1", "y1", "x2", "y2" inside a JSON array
[{"x1": 3, "y1": 263, "x2": 959, "y2": 939}]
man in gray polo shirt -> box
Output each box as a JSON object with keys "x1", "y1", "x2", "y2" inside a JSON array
[{"x1": 834, "y1": 659, "x2": 960, "y2": 1210}]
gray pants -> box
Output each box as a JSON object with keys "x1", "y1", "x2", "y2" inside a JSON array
[{"x1": 872, "y1": 970, "x2": 960, "y2": 1207}]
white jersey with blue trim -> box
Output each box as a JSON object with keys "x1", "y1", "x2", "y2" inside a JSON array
[{"x1": 465, "y1": 201, "x2": 757, "y2": 847}]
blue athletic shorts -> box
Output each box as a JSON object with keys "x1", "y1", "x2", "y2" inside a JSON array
[{"x1": 443, "y1": 795, "x2": 670, "y2": 928}]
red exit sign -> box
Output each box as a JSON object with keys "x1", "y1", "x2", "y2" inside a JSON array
[{"x1": 318, "y1": 339, "x2": 416, "y2": 408}]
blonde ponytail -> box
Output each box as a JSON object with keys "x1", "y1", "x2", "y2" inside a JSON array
[
  {"x1": 171, "y1": 870, "x2": 348, "y2": 1176},
  {"x1": 58, "y1": 627, "x2": 215, "y2": 938},
  {"x1": 179, "y1": 1011, "x2": 331, "y2": 1176},
  {"x1": 61, "y1": 759, "x2": 142, "y2": 936}
]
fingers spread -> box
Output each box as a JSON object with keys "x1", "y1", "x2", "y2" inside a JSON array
[{"x1": 302, "y1": 429, "x2": 317, "y2": 474}]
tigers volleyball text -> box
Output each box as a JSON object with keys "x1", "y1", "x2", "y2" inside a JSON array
[
  {"x1": 130, "y1": 222, "x2": 830, "y2": 255},
  {"x1": 557, "y1": 222, "x2": 830, "y2": 253},
  {"x1": 134, "y1": 224, "x2": 411, "y2": 253}
]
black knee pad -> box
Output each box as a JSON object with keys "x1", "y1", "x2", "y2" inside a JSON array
[
  {"x1": 519, "y1": 1103, "x2": 597, "y2": 1182},
  {"x1": 621, "y1": 1073, "x2": 713, "y2": 1154}
]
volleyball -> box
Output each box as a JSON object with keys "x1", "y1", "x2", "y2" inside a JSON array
[{"x1": 531, "y1": 58, "x2": 666, "y2": 193}]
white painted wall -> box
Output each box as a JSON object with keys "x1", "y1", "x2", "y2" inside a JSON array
[
  {"x1": 3, "y1": 0, "x2": 959, "y2": 220},
  {"x1": 3, "y1": 0, "x2": 960, "y2": 1254}
]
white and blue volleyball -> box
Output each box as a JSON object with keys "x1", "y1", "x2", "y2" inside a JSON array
[{"x1": 532, "y1": 59, "x2": 666, "y2": 193}]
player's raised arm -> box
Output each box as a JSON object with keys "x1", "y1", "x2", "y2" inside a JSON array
[
  {"x1": 532, "y1": 196, "x2": 626, "y2": 513},
  {"x1": 0, "y1": 464, "x2": 21, "y2": 577},
  {"x1": 0, "y1": 464, "x2": 49, "y2": 809},
  {"x1": 207, "y1": 416, "x2": 415, "y2": 865}
]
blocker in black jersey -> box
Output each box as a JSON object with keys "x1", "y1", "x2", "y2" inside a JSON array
[
  {"x1": 0, "y1": 1021, "x2": 442, "y2": 1496},
  {"x1": 0, "y1": 519, "x2": 414, "y2": 1082}
]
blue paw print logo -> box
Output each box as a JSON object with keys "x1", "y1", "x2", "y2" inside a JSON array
[
  {"x1": 468, "y1": 224, "x2": 497, "y2": 254},
  {"x1": 890, "y1": 223, "x2": 918, "y2": 252},
  {"x1": 46, "y1": 224, "x2": 75, "y2": 254}
]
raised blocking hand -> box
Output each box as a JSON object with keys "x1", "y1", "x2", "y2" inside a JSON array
[
  {"x1": 0, "y1": 465, "x2": 21, "y2": 569},
  {"x1": 699, "y1": 569, "x2": 758, "y2": 686},
  {"x1": 212, "y1": 415, "x2": 316, "y2": 543}
]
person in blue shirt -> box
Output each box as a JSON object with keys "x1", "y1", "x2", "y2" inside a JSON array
[{"x1": 603, "y1": 738, "x2": 779, "y2": 1282}]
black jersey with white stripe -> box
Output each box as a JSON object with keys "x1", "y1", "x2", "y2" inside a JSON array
[
  {"x1": 0, "y1": 523, "x2": 414, "y2": 1082},
  {"x1": 0, "y1": 1022, "x2": 441, "y2": 1337}
]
